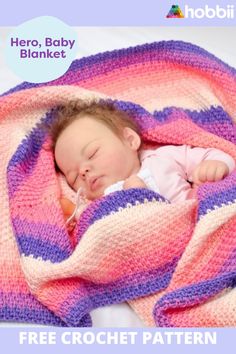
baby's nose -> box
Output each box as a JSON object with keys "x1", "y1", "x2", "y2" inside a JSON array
[{"x1": 80, "y1": 167, "x2": 90, "y2": 179}]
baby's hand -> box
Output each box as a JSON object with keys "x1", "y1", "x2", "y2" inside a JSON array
[
  {"x1": 191, "y1": 160, "x2": 229, "y2": 186},
  {"x1": 123, "y1": 175, "x2": 147, "y2": 190}
]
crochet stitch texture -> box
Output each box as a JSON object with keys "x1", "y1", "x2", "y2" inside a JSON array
[{"x1": 0, "y1": 40, "x2": 236, "y2": 327}]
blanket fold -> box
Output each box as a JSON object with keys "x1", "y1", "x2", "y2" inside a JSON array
[{"x1": 1, "y1": 40, "x2": 236, "y2": 326}]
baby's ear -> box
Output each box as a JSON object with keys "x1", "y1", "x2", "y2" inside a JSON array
[{"x1": 122, "y1": 127, "x2": 141, "y2": 151}]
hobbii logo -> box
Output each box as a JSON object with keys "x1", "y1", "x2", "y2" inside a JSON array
[
  {"x1": 185, "y1": 4, "x2": 234, "y2": 18},
  {"x1": 166, "y1": 4, "x2": 235, "y2": 19}
]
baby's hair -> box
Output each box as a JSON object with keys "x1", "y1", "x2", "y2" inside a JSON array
[{"x1": 49, "y1": 100, "x2": 140, "y2": 152}]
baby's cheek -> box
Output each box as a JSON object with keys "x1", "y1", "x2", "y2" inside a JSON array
[
  {"x1": 109, "y1": 154, "x2": 124, "y2": 171},
  {"x1": 99, "y1": 153, "x2": 124, "y2": 179},
  {"x1": 101, "y1": 154, "x2": 117, "y2": 167}
]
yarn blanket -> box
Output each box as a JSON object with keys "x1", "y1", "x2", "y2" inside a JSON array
[{"x1": 0, "y1": 41, "x2": 236, "y2": 327}]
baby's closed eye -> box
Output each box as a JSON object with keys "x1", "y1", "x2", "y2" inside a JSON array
[{"x1": 88, "y1": 148, "x2": 99, "y2": 159}]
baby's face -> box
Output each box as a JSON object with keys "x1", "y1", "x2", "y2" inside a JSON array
[{"x1": 55, "y1": 115, "x2": 141, "y2": 200}]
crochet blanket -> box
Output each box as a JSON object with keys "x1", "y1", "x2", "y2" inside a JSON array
[{"x1": 1, "y1": 41, "x2": 236, "y2": 327}]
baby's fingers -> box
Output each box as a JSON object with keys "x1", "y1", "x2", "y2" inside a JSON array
[
  {"x1": 199, "y1": 162, "x2": 228, "y2": 182},
  {"x1": 214, "y1": 164, "x2": 229, "y2": 181},
  {"x1": 205, "y1": 164, "x2": 219, "y2": 182},
  {"x1": 192, "y1": 165, "x2": 207, "y2": 185},
  {"x1": 190, "y1": 161, "x2": 229, "y2": 186}
]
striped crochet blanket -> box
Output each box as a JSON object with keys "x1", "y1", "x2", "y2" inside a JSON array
[{"x1": 1, "y1": 41, "x2": 236, "y2": 327}]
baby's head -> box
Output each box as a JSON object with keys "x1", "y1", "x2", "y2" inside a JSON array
[{"x1": 50, "y1": 100, "x2": 141, "y2": 200}]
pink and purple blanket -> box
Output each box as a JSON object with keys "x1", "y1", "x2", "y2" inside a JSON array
[{"x1": 0, "y1": 40, "x2": 236, "y2": 327}]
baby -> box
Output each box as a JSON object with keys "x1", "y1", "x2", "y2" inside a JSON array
[{"x1": 50, "y1": 100, "x2": 235, "y2": 217}]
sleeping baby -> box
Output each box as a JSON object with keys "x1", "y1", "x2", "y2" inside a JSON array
[{"x1": 49, "y1": 100, "x2": 235, "y2": 222}]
